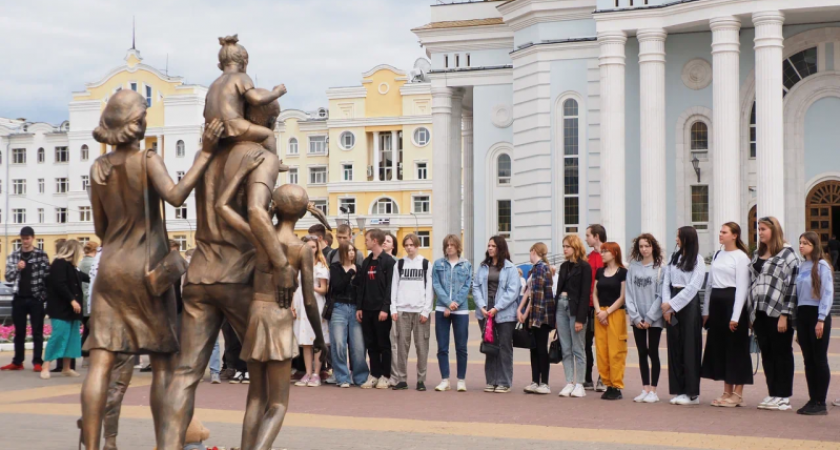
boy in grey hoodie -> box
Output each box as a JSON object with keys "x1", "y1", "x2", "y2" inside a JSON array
[{"x1": 390, "y1": 234, "x2": 433, "y2": 391}]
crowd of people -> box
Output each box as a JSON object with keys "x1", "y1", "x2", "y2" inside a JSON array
[{"x1": 1, "y1": 216, "x2": 837, "y2": 417}]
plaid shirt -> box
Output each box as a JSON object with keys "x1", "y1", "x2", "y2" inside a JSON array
[
  {"x1": 5, "y1": 247, "x2": 51, "y2": 301},
  {"x1": 749, "y1": 245, "x2": 799, "y2": 322},
  {"x1": 528, "y1": 261, "x2": 556, "y2": 328}
]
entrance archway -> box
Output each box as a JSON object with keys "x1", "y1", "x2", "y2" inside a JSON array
[{"x1": 806, "y1": 180, "x2": 840, "y2": 246}]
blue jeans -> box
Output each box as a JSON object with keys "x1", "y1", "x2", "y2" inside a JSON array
[
  {"x1": 435, "y1": 311, "x2": 469, "y2": 380},
  {"x1": 556, "y1": 295, "x2": 587, "y2": 384},
  {"x1": 329, "y1": 303, "x2": 369, "y2": 385},
  {"x1": 209, "y1": 338, "x2": 220, "y2": 375}
]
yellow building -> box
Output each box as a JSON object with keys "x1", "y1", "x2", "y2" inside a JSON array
[{"x1": 278, "y1": 64, "x2": 434, "y2": 259}]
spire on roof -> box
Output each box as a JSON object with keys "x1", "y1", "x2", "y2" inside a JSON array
[
  {"x1": 125, "y1": 16, "x2": 142, "y2": 66},
  {"x1": 132, "y1": 16, "x2": 136, "y2": 49}
]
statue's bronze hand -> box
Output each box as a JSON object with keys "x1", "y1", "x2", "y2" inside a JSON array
[
  {"x1": 273, "y1": 264, "x2": 297, "y2": 308},
  {"x1": 202, "y1": 119, "x2": 224, "y2": 153},
  {"x1": 313, "y1": 337, "x2": 328, "y2": 365}
]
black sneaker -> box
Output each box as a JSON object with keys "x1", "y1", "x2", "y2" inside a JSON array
[
  {"x1": 140, "y1": 365, "x2": 152, "y2": 373},
  {"x1": 601, "y1": 387, "x2": 612, "y2": 400},
  {"x1": 611, "y1": 389, "x2": 623, "y2": 400},
  {"x1": 583, "y1": 382, "x2": 594, "y2": 390},
  {"x1": 800, "y1": 401, "x2": 828, "y2": 416},
  {"x1": 416, "y1": 382, "x2": 426, "y2": 391},
  {"x1": 797, "y1": 400, "x2": 815, "y2": 415},
  {"x1": 392, "y1": 382, "x2": 409, "y2": 390}
]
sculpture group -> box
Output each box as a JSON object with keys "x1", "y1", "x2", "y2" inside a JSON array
[{"x1": 80, "y1": 35, "x2": 327, "y2": 450}]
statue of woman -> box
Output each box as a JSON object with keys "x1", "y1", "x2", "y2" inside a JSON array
[
  {"x1": 80, "y1": 88, "x2": 222, "y2": 449},
  {"x1": 216, "y1": 152, "x2": 327, "y2": 450}
]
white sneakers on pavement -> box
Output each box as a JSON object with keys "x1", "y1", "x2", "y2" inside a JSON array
[
  {"x1": 375, "y1": 376, "x2": 390, "y2": 389},
  {"x1": 535, "y1": 384, "x2": 551, "y2": 395},
  {"x1": 672, "y1": 395, "x2": 699, "y2": 406},
  {"x1": 595, "y1": 378, "x2": 607, "y2": 392},
  {"x1": 524, "y1": 382, "x2": 538, "y2": 394},
  {"x1": 644, "y1": 391, "x2": 660, "y2": 403},
  {"x1": 759, "y1": 397, "x2": 791, "y2": 411},
  {"x1": 634, "y1": 391, "x2": 648, "y2": 403},
  {"x1": 570, "y1": 384, "x2": 586, "y2": 398},
  {"x1": 435, "y1": 380, "x2": 451, "y2": 391},
  {"x1": 360, "y1": 375, "x2": 378, "y2": 389},
  {"x1": 558, "y1": 383, "x2": 575, "y2": 397},
  {"x1": 457, "y1": 380, "x2": 467, "y2": 392}
]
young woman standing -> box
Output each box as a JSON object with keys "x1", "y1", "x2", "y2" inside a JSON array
[
  {"x1": 749, "y1": 217, "x2": 799, "y2": 411},
  {"x1": 701, "y1": 222, "x2": 753, "y2": 407},
  {"x1": 625, "y1": 234, "x2": 664, "y2": 403},
  {"x1": 795, "y1": 231, "x2": 834, "y2": 415},
  {"x1": 518, "y1": 243, "x2": 556, "y2": 395},
  {"x1": 432, "y1": 235, "x2": 472, "y2": 392},
  {"x1": 660, "y1": 227, "x2": 706, "y2": 406},
  {"x1": 593, "y1": 242, "x2": 628, "y2": 400},
  {"x1": 473, "y1": 236, "x2": 521, "y2": 393},
  {"x1": 328, "y1": 242, "x2": 369, "y2": 388},
  {"x1": 293, "y1": 236, "x2": 331, "y2": 387},
  {"x1": 554, "y1": 234, "x2": 592, "y2": 398}
]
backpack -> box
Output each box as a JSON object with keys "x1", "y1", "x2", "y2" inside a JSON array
[{"x1": 398, "y1": 258, "x2": 430, "y2": 289}]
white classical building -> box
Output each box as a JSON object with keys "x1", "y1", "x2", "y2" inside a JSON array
[{"x1": 414, "y1": 0, "x2": 840, "y2": 262}]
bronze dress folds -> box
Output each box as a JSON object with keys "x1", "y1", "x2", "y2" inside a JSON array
[
  {"x1": 239, "y1": 263, "x2": 296, "y2": 363},
  {"x1": 84, "y1": 152, "x2": 179, "y2": 355}
]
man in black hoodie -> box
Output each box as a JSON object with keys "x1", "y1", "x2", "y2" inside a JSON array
[{"x1": 355, "y1": 228, "x2": 396, "y2": 389}]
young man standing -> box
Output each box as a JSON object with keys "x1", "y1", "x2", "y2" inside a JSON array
[
  {"x1": 1, "y1": 227, "x2": 51, "y2": 372},
  {"x1": 390, "y1": 234, "x2": 433, "y2": 391},
  {"x1": 330, "y1": 224, "x2": 364, "y2": 266},
  {"x1": 584, "y1": 224, "x2": 607, "y2": 391},
  {"x1": 356, "y1": 229, "x2": 396, "y2": 389}
]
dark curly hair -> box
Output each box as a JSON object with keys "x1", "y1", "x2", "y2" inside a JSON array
[{"x1": 630, "y1": 233, "x2": 663, "y2": 267}]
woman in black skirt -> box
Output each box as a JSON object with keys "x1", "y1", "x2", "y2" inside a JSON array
[{"x1": 701, "y1": 222, "x2": 753, "y2": 407}]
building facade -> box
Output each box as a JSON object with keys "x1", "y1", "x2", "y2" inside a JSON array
[{"x1": 414, "y1": 0, "x2": 840, "y2": 262}]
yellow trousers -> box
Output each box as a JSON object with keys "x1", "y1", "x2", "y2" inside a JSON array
[{"x1": 595, "y1": 307, "x2": 628, "y2": 389}]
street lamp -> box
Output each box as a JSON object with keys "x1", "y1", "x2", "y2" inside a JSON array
[
  {"x1": 409, "y1": 212, "x2": 419, "y2": 234},
  {"x1": 691, "y1": 153, "x2": 701, "y2": 183},
  {"x1": 356, "y1": 216, "x2": 367, "y2": 233}
]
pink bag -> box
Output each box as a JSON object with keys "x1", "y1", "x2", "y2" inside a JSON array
[{"x1": 484, "y1": 315, "x2": 495, "y2": 344}]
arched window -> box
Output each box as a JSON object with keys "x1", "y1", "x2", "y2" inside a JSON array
[
  {"x1": 563, "y1": 98, "x2": 580, "y2": 231},
  {"x1": 372, "y1": 198, "x2": 398, "y2": 215},
  {"x1": 690, "y1": 122, "x2": 708, "y2": 151},
  {"x1": 37, "y1": 148, "x2": 44, "y2": 163},
  {"x1": 288, "y1": 138, "x2": 299, "y2": 155},
  {"x1": 497, "y1": 154, "x2": 511, "y2": 185},
  {"x1": 80, "y1": 144, "x2": 89, "y2": 161},
  {"x1": 176, "y1": 140, "x2": 185, "y2": 157}
]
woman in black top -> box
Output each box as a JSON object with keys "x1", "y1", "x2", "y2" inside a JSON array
[
  {"x1": 593, "y1": 242, "x2": 628, "y2": 400},
  {"x1": 328, "y1": 242, "x2": 368, "y2": 388},
  {"x1": 41, "y1": 240, "x2": 90, "y2": 379}
]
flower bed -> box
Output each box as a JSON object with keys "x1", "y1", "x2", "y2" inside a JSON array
[{"x1": 0, "y1": 323, "x2": 82, "y2": 343}]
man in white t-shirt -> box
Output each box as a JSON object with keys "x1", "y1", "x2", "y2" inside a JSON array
[{"x1": 390, "y1": 234, "x2": 433, "y2": 391}]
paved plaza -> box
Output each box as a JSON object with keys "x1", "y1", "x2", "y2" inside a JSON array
[{"x1": 1, "y1": 321, "x2": 839, "y2": 450}]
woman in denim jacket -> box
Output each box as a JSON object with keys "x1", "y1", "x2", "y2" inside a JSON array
[
  {"x1": 431, "y1": 234, "x2": 473, "y2": 392},
  {"x1": 473, "y1": 235, "x2": 521, "y2": 393}
]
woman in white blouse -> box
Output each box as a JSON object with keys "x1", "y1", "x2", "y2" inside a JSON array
[
  {"x1": 701, "y1": 222, "x2": 753, "y2": 407},
  {"x1": 660, "y1": 226, "x2": 706, "y2": 406}
]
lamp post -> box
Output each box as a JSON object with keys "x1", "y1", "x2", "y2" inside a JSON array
[
  {"x1": 691, "y1": 154, "x2": 701, "y2": 183},
  {"x1": 409, "y1": 212, "x2": 419, "y2": 234}
]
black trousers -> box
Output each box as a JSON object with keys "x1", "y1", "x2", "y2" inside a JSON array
[
  {"x1": 12, "y1": 295, "x2": 44, "y2": 366},
  {"x1": 361, "y1": 310, "x2": 392, "y2": 379},
  {"x1": 700, "y1": 288, "x2": 754, "y2": 386},
  {"x1": 633, "y1": 326, "x2": 662, "y2": 387},
  {"x1": 797, "y1": 306, "x2": 832, "y2": 403},
  {"x1": 666, "y1": 288, "x2": 702, "y2": 397},
  {"x1": 221, "y1": 319, "x2": 247, "y2": 372},
  {"x1": 529, "y1": 325, "x2": 551, "y2": 384},
  {"x1": 585, "y1": 307, "x2": 595, "y2": 383},
  {"x1": 753, "y1": 311, "x2": 794, "y2": 397}
]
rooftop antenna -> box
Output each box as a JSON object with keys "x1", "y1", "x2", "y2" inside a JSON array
[{"x1": 132, "y1": 16, "x2": 136, "y2": 49}]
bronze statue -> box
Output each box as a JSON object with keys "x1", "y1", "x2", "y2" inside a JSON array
[
  {"x1": 81, "y1": 88, "x2": 222, "y2": 450},
  {"x1": 217, "y1": 154, "x2": 328, "y2": 450},
  {"x1": 159, "y1": 36, "x2": 296, "y2": 450}
]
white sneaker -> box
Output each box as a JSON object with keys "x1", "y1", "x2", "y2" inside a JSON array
[
  {"x1": 570, "y1": 384, "x2": 586, "y2": 398},
  {"x1": 229, "y1": 371, "x2": 244, "y2": 384},
  {"x1": 375, "y1": 376, "x2": 390, "y2": 389},
  {"x1": 360, "y1": 375, "x2": 377, "y2": 389},
  {"x1": 777, "y1": 397, "x2": 792, "y2": 411},
  {"x1": 435, "y1": 380, "x2": 451, "y2": 392},
  {"x1": 670, "y1": 394, "x2": 686, "y2": 405},
  {"x1": 210, "y1": 373, "x2": 221, "y2": 384},
  {"x1": 535, "y1": 384, "x2": 551, "y2": 395},
  {"x1": 634, "y1": 391, "x2": 648, "y2": 403},
  {"x1": 762, "y1": 397, "x2": 791, "y2": 411},
  {"x1": 758, "y1": 396, "x2": 774, "y2": 408},
  {"x1": 643, "y1": 391, "x2": 660, "y2": 403},
  {"x1": 456, "y1": 380, "x2": 467, "y2": 392},
  {"x1": 558, "y1": 383, "x2": 575, "y2": 397},
  {"x1": 675, "y1": 395, "x2": 699, "y2": 406},
  {"x1": 524, "y1": 382, "x2": 538, "y2": 393},
  {"x1": 339, "y1": 382, "x2": 351, "y2": 388},
  {"x1": 758, "y1": 396, "x2": 778, "y2": 410},
  {"x1": 833, "y1": 398, "x2": 840, "y2": 407},
  {"x1": 595, "y1": 378, "x2": 607, "y2": 392}
]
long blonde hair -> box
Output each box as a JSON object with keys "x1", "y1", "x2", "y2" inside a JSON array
[
  {"x1": 303, "y1": 235, "x2": 327, "y2": 267},
  {"x1": 530, "y1": 242, "x2": 550, "y2": 265},
  {"x1": 757, "y1": 216, "x2": 785, "y2": 257},
  {"x1": 563, "y1": 234, "x2": 588, "y2": 263},
  {"x1": 54, "y1": 239, "x2": 83, "y2": 267}
]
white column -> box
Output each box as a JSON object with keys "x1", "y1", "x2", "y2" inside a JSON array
[
  {"x1": 139, "y1": 137, "x2": 146, "y2": 150},
  {"x1": 753, "y1": 11, "x2": 786, "y2": 224},
  {"x1": 638, "y1": 28, "x2": 667, "y2": 244},
  {"x1": 431, "y1": 86, "x2": 454, "y2": 260},
  {"x1": 599, "y1": 31, "x2": 628, "y2": 250},
  {"x1": 390, "y1": 130, "x2": 399, "y2": 181},
  {"x1": 462, "y1": 109, "x2": 474, "y2": 264},
  {"x1": 449, "y1": 89, "x2": 464, "y2": 238},
  {"x1": 373, "y1": 131, "x2": 381, "y2": 182},
  {"x1": 710, "y1": 16, "x2": 742, "y2": 230},
  {"x1": 157, "y1": 134, "x2": 163, "y2": 154}
]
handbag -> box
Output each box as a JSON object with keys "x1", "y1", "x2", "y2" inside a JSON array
[
  {"x1": 548, "y1": 331, "x2": 563, "y2": 364},
  {"x1": 141, "y1": 150, "x2": 188, "y2": 297},
  {"x1": 512, "y1": 323, "x2": 536, "y2": 349},
  {"x1": 322, "y1": 296, "x2": 335, "y2": 321},
  {"x1": 479, "y1": 316, "x2": 500, "y2": 356}
]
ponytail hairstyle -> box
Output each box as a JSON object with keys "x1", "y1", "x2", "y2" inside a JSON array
[
  {"x1": 217, "y1": 35, "x2": 249, "y2": 71},
  {"x1": 722, "y1": 222, "x2": 750, "y2": 254},
  {"x1": 530, "y1": 242, "x2": 550, "y2": 265},
  {"x1": 800, "y1": 231, "x2": 834, "y2": 299}
]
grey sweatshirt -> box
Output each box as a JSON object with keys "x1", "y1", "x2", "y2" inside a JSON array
[{"x1": 625, "y1": 260, "x2": 664, "y2": 328}]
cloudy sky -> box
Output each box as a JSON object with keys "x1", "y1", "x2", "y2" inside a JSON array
[{"x1": 0, "y1": 0, "x2": 434, "y2": 124}]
